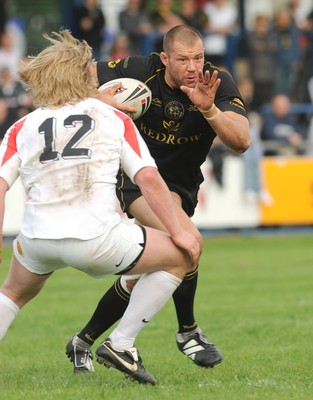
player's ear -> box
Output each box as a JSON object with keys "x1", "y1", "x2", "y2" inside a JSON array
[{"x1": 160, "y1": 52, "x2": 168, "y2": 67}]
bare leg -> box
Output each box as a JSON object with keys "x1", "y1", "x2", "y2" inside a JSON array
[{"x1": 0, "y1": 255, "x2": 51, "y2": 340}]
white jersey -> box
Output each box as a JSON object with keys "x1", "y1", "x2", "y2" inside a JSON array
[{"x1": 0, "y1": 98, "x2": 156, "y2": 240}]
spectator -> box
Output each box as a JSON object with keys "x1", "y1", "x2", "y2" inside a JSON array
[
  {"x1": 148, "y1": 0, "x2": 186, "y2": 53},
  {"x1": 288, "y1": 0, "x2": 312, "y2": 30},
  {"x1": 0, "y1": 98, "x2": 16, "y2": 141},
  {"x1": 294, "y1": 9, "x2": 313, "y2": 102},
  {"x1": 304, "y1": 9, "x2": 313, "y2": 79},
  {"x1": 0, "y1": 30, "x2": 21, "y2": 79},
  {"x1": 179, "y1": 0, "x2": 208, "y2": 34},
  {"x1": 109, "y1": 32, "x2": 130, "y2": 60},
  {"x1": 0, "y1": 0, "x2": 7, "y2": 36},
  {"x1": 207, "y1": 137, "x2": 228, "y2": 187},
  {"x1": 272, "y1": 7, "x2": 303, "y2": 98},
  {"x1": 118, "y1": 0, "x2": 152, "y2": 55},
  {"x1": 0, "y1": 66, "x2": 33, "y2": 120},
  {"x1": 74, "y1": 0, "x2": 106, "y2": 60},
  {"x1": 237, "y1": 78, "x2": 273, "y2": 205},
  {"x1": 202, "y1": 0, "x2": 238, "y2": 70},
  {"x1": 245, "y1": 14, "x2": 277, "y2": 111},
  {"x1": 261, "y1": 93, "x2": 303, "y2": 156},
  {"x1": 304, "y1": 11, "x2": 313, "y2": 155}
]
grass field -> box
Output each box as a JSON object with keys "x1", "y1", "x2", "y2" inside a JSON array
[{"x1": 0, "y1": 234, "x2": 312, "y2": 400}]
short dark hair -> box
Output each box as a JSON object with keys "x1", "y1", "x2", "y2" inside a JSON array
[{"x1": 163, "y1": 25, "x2": 204, "y2": 53}]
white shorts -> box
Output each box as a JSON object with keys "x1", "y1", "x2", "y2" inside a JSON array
[{"x1": 13, "y1": 223, "x2": 146, "y2": 278}]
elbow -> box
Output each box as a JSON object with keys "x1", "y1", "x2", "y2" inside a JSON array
[
  {"x1": 233, "y1": 119, "x2": 251, "y2": 153},
  {"x1": 236, "y1": 137, "x2": 250, "y2": 154},
  {"x1": 233, "y1": 135, "x2": 251, "y2": 154},
  {"x1": 134, "y1": 166, "x2": 159, "y2": 187}
]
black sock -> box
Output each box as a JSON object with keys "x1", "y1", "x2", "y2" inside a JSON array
[
  {"x1": 77, "y1": 278, "x2": 129, "y2": 345},
  {"x1": 172, "y1": 268, "x2": 198, "y2": 333}
]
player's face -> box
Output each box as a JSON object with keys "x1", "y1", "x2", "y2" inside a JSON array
[{"x1": 161, "y1": 39, "x2": 205, "y2": 89}]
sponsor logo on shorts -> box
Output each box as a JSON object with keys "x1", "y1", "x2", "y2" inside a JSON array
[{"x1": 17, "y1": 240, "x2": 24, "y2": 256}]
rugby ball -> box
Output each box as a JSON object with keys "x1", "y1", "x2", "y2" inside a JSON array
[{"x1": 98, "y1": 78, "x2": 152, "y2": 120}]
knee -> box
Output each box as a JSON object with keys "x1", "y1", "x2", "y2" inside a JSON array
[
  {"x1": 196, "y1": 232, "x2": 203, "y2": 251},
  {"x1": 0, "y1": 287, "x2": 28, "y2": 309},
  {"x1": 119, "y1": 276, "x2": 140, "y2": 293},
  {"x1": 1, "y1": 280, "x2": 45, "y2": 309},
  {"x1": 179, "y1": 250, "x2": 199, "y2": 276},
  {"x1": 125, "y1": 278, "x2": 139, "y2": 293}
]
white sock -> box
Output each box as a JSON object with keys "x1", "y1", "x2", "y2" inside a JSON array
[
  {"x1": 0, "y1": 292, "x2": 20, "y2": 341},
  {"x1": 109, "y1": 271, "x2": 182, "y2": 350}
]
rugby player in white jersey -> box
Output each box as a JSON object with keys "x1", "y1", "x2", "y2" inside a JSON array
[{"x1": 0, "y1": 29, "x2": 200, "y2": 385}]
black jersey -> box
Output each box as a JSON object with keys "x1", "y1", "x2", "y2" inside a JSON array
[{"x1": 97, "y1": 53, "x2": 247, "y2": 195}]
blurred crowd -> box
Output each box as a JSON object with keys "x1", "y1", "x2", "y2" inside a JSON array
[{"x1": 1, "y1": 0, "x2": 313, "y2": 201}]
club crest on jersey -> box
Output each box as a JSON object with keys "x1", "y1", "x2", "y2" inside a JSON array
[{"x1": 164, "y1": 101, "x2": 185, "y2": 120}]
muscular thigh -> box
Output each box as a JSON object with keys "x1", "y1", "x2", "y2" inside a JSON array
[
  {"x1": 1, "y1": 254, "x2": 51, "y2": 307},
  {"x1": 129, "y1": 226, "x2": 188, "y2": 278},
  {"x1": 129, "y1": 193, "x2": 202, "y2": 245}
]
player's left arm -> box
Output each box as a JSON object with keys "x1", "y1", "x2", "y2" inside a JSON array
[
  {"x1": 181, "y1": 69, "x2": 250, "y2": 154},
  {"x1": 207, "y1": 109, "x2": 249, "y2": 154}
]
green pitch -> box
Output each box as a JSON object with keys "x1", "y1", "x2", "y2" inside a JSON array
[{"x1": 0, "y1": 235, "x2": 312, "y2": 400}]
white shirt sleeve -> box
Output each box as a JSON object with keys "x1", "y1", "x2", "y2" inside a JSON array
[
  {"x1": 0, "y1": 117, "x2": 25, "y2": 187},
  {"x1": 0, "y1": 153, "x2": 20, "y2": 187},
  {"x1": 120, "y1": 116, "x2": 157, "y2": 183}
]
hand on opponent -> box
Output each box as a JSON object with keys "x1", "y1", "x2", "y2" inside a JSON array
[
  {"x1": 171, "y1": 230, "x2": 201, "y2": 271},
  {"x1": 97, "y1": 82, "x2": 137, "y2": 114}
]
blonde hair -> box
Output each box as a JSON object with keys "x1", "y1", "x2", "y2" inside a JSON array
[{"x1": 18, "y1": 29, "x2": 98, "y2": 108}]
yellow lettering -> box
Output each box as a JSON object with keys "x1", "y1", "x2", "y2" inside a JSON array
[
  {"x1": 155, "y1": 132, "x2": 167, "y2": 142},
  {"x1": 189, "y1": 134, "x2": 202, "y2": 142},
  {"x1": 177, "y1": 137, "x2": 189, "y2": 144},
  {"x1": 139, "y1": 122, "x2": 203, "y2": 145},
  {"x1": 147, "y1": 130, "x2": 155, "y2": 138},
  {"x1": 166, "y1": 134, "x2": 175, "y2": 144}
]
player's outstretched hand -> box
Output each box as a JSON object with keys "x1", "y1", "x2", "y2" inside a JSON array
[
  {"x1": 97, "y1": 82, "x2": 137, "y2": 114},
  {"x1": 180, "y1": 69, "x2": 221, "y2": 112},
  {"x1": 171, "y1": 231, "x2": 201, "y2": 270}
]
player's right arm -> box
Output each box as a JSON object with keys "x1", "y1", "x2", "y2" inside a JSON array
[
  {"x1": 0, "y1": 118, "x2": 24, "y2": 264},
  {"x1": 96, "y1": 82, "x2": 137, "y2": 114},
  {"x1": 0, "y1": 118, "x2": 24, "y2": 188},
  {"x1": 118, "y1": 111, "x2": 200, "y2": 267},
  {"x1": 134, "y1": 167, "x2": 200, "y2": 268}
]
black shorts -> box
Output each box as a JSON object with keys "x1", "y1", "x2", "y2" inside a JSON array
[{"x1": 116, "y1": 169, "x2": 198, "y2": 218}]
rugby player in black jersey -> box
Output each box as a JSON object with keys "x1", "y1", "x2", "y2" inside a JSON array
[{"x1": 66, "y1": 24, "x2": 250, "y2": 376}]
